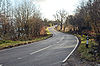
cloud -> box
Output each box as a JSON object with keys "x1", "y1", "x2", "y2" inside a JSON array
[
  {"x1": 36, "y1": 0, "x2": 79, "y2": 20},
  {"x1": 37, "y1": 0, "x2": 46, "y2": 2},
  {"x1": 30, "y1": 0, "x2": 88, "y2": 20}
]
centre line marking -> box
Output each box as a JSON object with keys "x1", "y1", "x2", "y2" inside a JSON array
[
  {"x1": 17, "y1": 58, "x2": 22, "y2": 59},
  {"x1": 57, "y1": 42, "x2": 59, "y2": 43},
  {"x1": 30, "y1": 45, "x2": 52, "y2": 55},
  {"x1": 57, "y1": 36, "x2": 64, "y2": 43}
]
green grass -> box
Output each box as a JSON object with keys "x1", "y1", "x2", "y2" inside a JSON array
[
  {"x1": 76, "y1": 35, "x2": 100, "y2": 62},
  {"x1": 0, "y1": 27, "x2": 52, "y2": 50}
]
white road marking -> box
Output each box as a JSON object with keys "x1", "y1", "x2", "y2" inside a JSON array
[
  {"x1": 57, "y1": 36, "x2": 64, "y2": 43},
  {"x1": 30, "y1": 45, "x2": 52, "y2": 55},
  {"x1": 57, "y1": 42, "x2": 59, "y2": 43},
  {"x1": 17, "y1": 58, "x2": 22, "y2": 59},
  {"x1": 17, "y1": 45, "x2": 52, "y2": 60},
  {"x1": 62, "y1": 36, "x2": 79, "y2": 63}
]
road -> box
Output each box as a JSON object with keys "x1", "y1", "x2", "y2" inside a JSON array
[{"x1": 0, "y1": 26, "x2": 78, "y2": 66}]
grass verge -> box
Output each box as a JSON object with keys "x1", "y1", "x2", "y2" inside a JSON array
[
  {"x1": 55, "y1": 26, "x2": 100, "y2": 63},
  {"x1": 76, "y1": 34, "x2": 100, "y2": 63},
  {"x1": 0, "y1": 27, "x2": 52, "y2": 50}
]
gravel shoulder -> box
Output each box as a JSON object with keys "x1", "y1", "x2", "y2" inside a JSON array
[
  {"x1": 63, "y1": 51, "x2": 97, "y2": 66},
  {"x1": 62, "y1": 36, "x2": 98, "y2": 66}
]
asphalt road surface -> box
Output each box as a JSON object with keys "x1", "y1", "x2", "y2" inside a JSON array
[{"x1": 0, "y1": 26, "x2": 78, "y2": 66}]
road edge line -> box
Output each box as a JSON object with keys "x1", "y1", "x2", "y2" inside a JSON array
[{"x1": 62, "y1": 36, "x2": 79, "y2": 63}]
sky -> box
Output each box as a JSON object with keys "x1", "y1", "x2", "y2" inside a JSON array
[
  {"x1": 11, "y1": 0, "x2": 87, "y2": 20},
  {"x1": 33, "y1": 0, "x2": 80, "y2": 20}
]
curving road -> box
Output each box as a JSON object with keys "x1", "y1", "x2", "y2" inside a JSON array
[{"x1": 0, "y1": 26, "x2": 78, "y2": 66}]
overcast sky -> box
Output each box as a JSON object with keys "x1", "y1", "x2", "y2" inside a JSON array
[
  {"x1": 33, "y1": 0, "x2": 80, "y2": 20},
  {"x1": 11, "y1": 0, "x2": 88, "y2": 20}
]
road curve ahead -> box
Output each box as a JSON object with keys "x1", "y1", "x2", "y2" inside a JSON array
[{"x1": 0, "y1": 26, "x2": 78, "y2": 66}]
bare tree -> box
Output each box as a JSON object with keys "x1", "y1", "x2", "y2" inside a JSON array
[
  {"x1": 54, "y1": 9, "x2": 67, "y2": 30},
  {"x1": 13, "y1": 0, "x2": 43, "y2": 40},
  {"x1": 0, "y1": 0, "x2": 12, "y2": 39}
]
